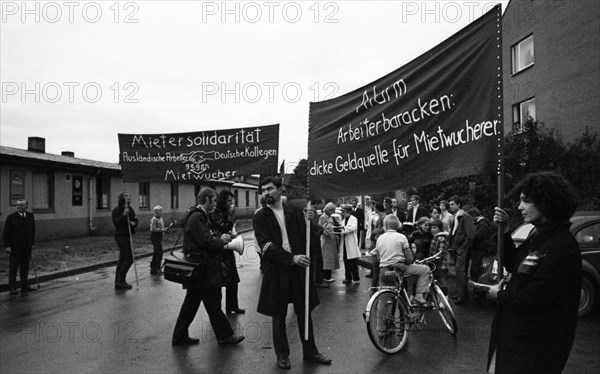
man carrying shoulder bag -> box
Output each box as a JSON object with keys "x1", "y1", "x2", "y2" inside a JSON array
[{"x1": 171, "y1": 188, "x2": 245, "y2": 347}]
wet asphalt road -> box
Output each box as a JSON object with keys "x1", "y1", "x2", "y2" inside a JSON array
[{"x1": 1, "y1": 231, "x2": 599, "y2": 374}]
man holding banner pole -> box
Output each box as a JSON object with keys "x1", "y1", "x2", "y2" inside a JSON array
[{"x1": 253, "y1": 176, "x2": 332, "y2": 370}]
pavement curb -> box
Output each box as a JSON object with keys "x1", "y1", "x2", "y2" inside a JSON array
[{"x1": 0, "y1": 228, "x2": 252, "y2": 293}]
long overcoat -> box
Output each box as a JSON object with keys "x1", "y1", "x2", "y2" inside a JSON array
[
  {"x1": 488, "y1": 222, "x2": 581, "y2": 373},
  {"x1": 318, "y1": 213, "x2": 340, "y2": 270},
  {"x1": 253, "y1": 204, "x2": 320, "y2": 317}
]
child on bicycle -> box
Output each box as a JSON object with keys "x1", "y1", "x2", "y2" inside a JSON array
[
  {"x1": 368, "y1": 215, "x2": 431, "y2": 304},
  {"x1": 428, "y1": 219, "x2": 449, "y2": 295}
]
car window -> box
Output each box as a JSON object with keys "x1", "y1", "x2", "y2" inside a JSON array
[{"x1": 575, "y1": 223, "x2": 600, "y2": 246}]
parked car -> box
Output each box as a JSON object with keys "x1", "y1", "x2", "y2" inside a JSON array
[{"x1": 510, "y1": 214, "x2": 600, "y2": 318}]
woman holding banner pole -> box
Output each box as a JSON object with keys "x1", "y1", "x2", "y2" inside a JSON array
[{"x1": 112, "y1": 192, "x2": 138, "y2": 290}]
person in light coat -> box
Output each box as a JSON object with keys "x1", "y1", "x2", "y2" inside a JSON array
[{"x1": 338, "y1": 205, "x2": 361, "y2": 284}]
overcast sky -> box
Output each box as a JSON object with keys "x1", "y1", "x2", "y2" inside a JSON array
[{"x1": 1, "y1": 0, "x2": 508, "y2": 171}]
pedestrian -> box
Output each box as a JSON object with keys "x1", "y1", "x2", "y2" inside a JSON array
[
  {"x1": 3, "y1": 199, "x2": 36, "y2": 294},
  {"x1": 209, "y1": 189, "x2": 245, "y2": 314},
  {"x1": 318, "y1": 202, "x2": 340, "y2": 283},
  {"x1": 366, "y1": 203, "x2": 387, "y2": 286},
  {"x1": 112, "y1": 192, "x2": 138, "y2": 290},
  {"x1": 439, "y1": 200, "x2": 454, "y2": 234},
  {"x1": 448, "y1": 195, "x2": 475, "y2": 304},
  {"x1": 428, "y1": 218, "x2": 450, "y2": 295},
  {"x1": 486, "y1": 172, "x2": 581, "y2": 373},
  {"x1": 252, "y1": 176, "x2": 332, "y2": 369},
  {"x1": 467, "y1": 207, "x2": 491, "y2": 299},
  {"x1": 150, "y1": 205, "x2": 168, "y2": 276},
  {"x1": 172, "y1": 188, "x2": 244, "y2": 347},
  {"x1": 407, "y1": 194, "x2": 429, "y2": 224},
  {"x1": 339, "y1": 205, "x2": 361, "y2": 284},
  {"x1": 350, "y1": 198, "x2": 365, "y2": 250}
]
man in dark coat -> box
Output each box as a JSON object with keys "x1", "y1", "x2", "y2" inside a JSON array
[
  {"x1": 467, "y1": 207, "x2": 492, "y2": 299},
  {"x1": 3, "y1": 199, "x2": 36, "y2": 294},
  {"x1": 351, "y1": 198, "x2": 365, "y2": 249},
  {"x1": 448, "y1": 195, "x2": 475, "y2": 304},
  {"x1": 407, "y1": 194, "x2": 429, "y2": 224},
  {"x1": 172, "y1": 188, "x2": 244, "y2": 347},
  {"x1": 253, "y1": 176, "x2": 332, "y2": 370}
]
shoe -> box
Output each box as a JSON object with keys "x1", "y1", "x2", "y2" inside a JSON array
[
  {"x1": 453, "y1": 297, "x2": 466, "y2": 305},
  {"x1": 353, "y1": 280, "x2": 360, "y2": 284},
  {"x1": 227, "y1": 308, "x2": 246, "y2": 315},
  {"x1": 21, "y1": 287, "x2": 37, "y2": 292},
  {"x1": 218, "y1": 335, "x2": 245, "y2": 346},
  {"x1": 277, "y1": 357, "x2": 291, "y2": 369},
  {"x1": 323, "y1": 278, "x2": 335, "y2": 283},
  {"x1": 150, "y1": 270, "x2": 158, "y2": 276},
  {"x1": 414, "y1": 299, "x2": 433, "y2": 309},
  {"x1": 171, "y1": 337, "x2": 200, "y2": 346},
  {"x1": 315, "y1": 283, "x2": 330, "y2": 288},
  {"x1": 342, "y1": 280, "x2": 352, "y2": 284},
  {"x1": 10, "y1": 288, "x2": 19, "y2": 295},
  {"x1": 303, "y1": 353, "x2": 332, "y2": 365},
  {"x1": 115, "y1": 282, "x2": 133, "y2": 290}
]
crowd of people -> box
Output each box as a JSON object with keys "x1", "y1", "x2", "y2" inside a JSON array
[{"x1": 3, "y1": 172, "x2": 583, "y2": 373}]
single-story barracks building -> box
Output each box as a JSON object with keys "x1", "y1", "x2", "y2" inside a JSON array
[{"x1": 0, "y1": 137, "x2": 260, "y2": 241}]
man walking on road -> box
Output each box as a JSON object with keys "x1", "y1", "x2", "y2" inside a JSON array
[
  {"x1": 253, "y1": 176, "x2": 332, "y2": 370},
  {"x1": 172, "y1": 188, "x2": 244, "y2": 347},
  {"x1": 3, "y1": 199, "x2": 36, "y2": 295}
]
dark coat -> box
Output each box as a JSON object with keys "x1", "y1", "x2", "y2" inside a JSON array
[
  {"x1": 488, "y1": 222, "x2": 581, "y2": 373},
  {"x1": 111, "y1": 205, "x2": 138, "y2": 237},
  {"x1": 352, "y1": 207, "x2": 365, "y2": 231},
  {"x1": 409, "y1": 229, "x2": 433, "y2": 260},
  {"x1": 450, "y1": 211, "x2": 475, "y2": 253},
  {"x1": 209, "y1": 207, "x2": 240, "y2": 285},
  {"x1": 472, "y1": 217, "x2": 492, "y2": 254},
  {"x1": 182, "y1": 207, "x2": 227, "y2": 289},
  {"x1": 252, "y1": 204, "x2": 320, "y2": 317},
  {"x1": 407, "y1": 205, "x2": 429, "y2": 223},
  {"x1": 2, "y1": 211, "x2": 35, "y2": 249}
]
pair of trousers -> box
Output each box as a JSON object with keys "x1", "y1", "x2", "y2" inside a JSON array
[
  {"x1": 379, "y1": 264, "x2": 430, "y2": 294},
  {"x1": 115, "y1": 235, "x2": 133, "y2": 284},
  {"x1": 8, "y1": 246, "x2": 31, "y2": 289},
  {"x1": 225, "y1": 283, "x2": 240, "y2": 312},
  {"x1": 150, "y1": 233, "x2": 163, "y2": 272},
  {"x1": 173, "y1": 286, "x2": 234, "y2": 342},
  {"x1": 272, "y1": 303, "x2": 319, "y2": 360},
  {"x1": 454, "y1": 245, "x2": 469, "y2": 299},
  {"x1": 343, "y1": 247, "x2": 359, "y2": 281}
]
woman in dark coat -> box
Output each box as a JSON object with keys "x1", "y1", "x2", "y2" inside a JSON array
[
  {"x1": 209, "y1": 189, "x2": 244, "y2": 314},
  {"x1": 487, "y1": 172, "x2": 581, "y2": 373}
]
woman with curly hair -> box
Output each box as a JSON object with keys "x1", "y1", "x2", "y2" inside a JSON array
[{"x1": 487, "y1": 172, "x2": 581, "y2": 373}]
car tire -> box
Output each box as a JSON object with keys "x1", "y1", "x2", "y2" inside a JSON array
[{"x1": 579, "y1": 276, "x2": 596, "y2": 318}]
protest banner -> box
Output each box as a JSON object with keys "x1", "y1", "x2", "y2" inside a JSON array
[
  {"x1": 308, "y1": 6, "x2": 503, "y2": 199},
  {"x1": 118, "y1": 124, "x2": 279, "y2": 182}
]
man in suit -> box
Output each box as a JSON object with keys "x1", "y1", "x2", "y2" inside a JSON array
[
  {"x1": 448, "y1": 195, "x2": 475, "y2": 304},
  {"x1": 350, "y1": 198, "x2": 365, "y2": 250},
  {"x1": 172, "y1": 188, "x2": 244, "y2": 347},
  {"x1": 407, "y1": 195, "x2": 429, "y2": 224},
  {"x1": 390, "y1": 198, "x2": 407, "y2": 223},
  {"x1": 253, "y1": 176, "x2": 332, "y2": 370},
  {"x1": 3, "y1": 199, "x2": 36, "y2": 295}
]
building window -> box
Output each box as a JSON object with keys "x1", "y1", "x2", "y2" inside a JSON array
[
  {"x1": 171, "y1": 183, "x2": 179, "y2": 209},
  {"x1": 245, "y1": 191, "x2": 250, "y2": 207},
  {"x1": 139, "y1": 182, "x2": 150, "y2": 210},
  {"x1": 32, "y1": 170, "x2": 54, "y2": 211},
  {"x1": 234, "y1": 190, "x2": 239, "y2": 207},
  {"x1": 511, "y1": 34, "x2": 534, "y2": 74},
  {"x1": 96, "y1": 174, "x2": 110, "y2": 209},
  {"x1": 10, "y1": 170, "x2": 25, "y2": 206},
  {"x1": 512, "y1": 98, "x2": 536, "y2": 133}
]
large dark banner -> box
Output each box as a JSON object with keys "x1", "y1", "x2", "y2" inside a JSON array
[
  {"x1": 118, "y1": 124, "x2": 279, "y2": 182},
  {"x1": 308, "y1": 6, "x2": 502, "y2": 199}
]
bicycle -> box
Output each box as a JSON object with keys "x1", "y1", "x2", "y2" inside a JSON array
[{"x1": 362, "y1": 256, "x2": 457, "y2": 354}]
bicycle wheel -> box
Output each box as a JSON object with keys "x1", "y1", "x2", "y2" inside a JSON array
[
  {"x1": 365, "y1": 290, "x2": 409, "y2": 354},
  {"x1": 432, "y1": 283, "x2": 458, "y2": 334}
]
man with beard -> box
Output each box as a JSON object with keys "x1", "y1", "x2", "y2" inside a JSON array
[{"x1": 252, "y1": 176, "x2": 332, "y2": 370}]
